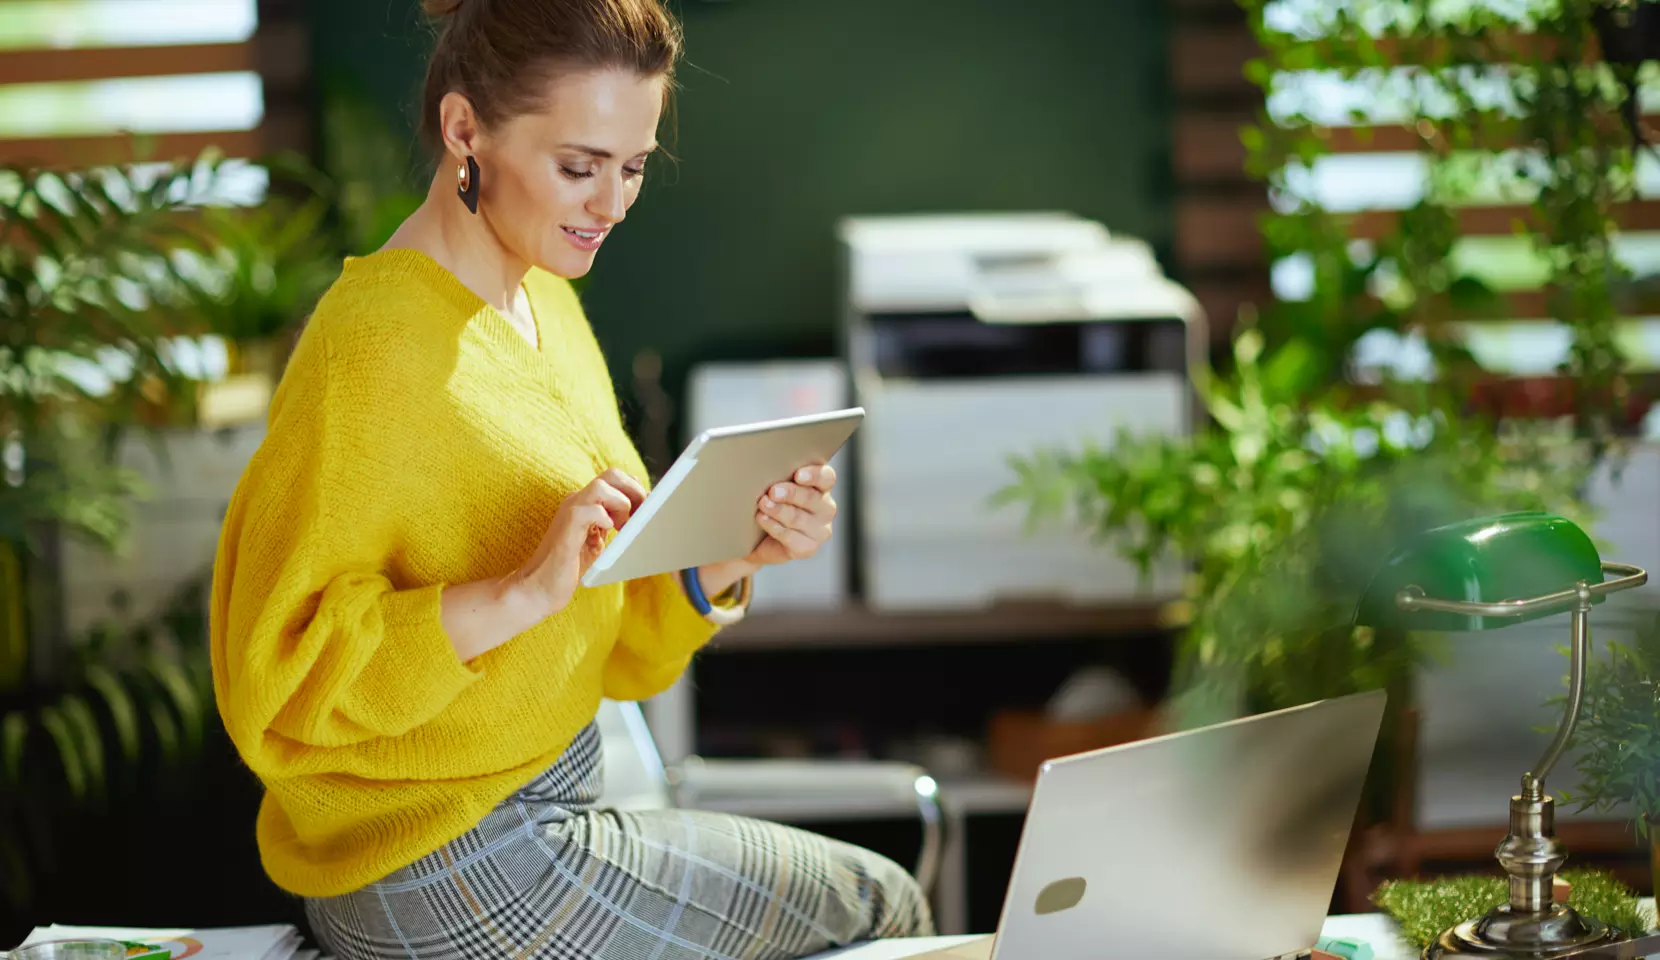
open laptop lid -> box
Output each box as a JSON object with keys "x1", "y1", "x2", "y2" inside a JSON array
[{"x1": 922, "y1": 690, "x2": 1386, "y2": 960}]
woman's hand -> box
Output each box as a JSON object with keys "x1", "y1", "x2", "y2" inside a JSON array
[
  {"x1": 513, "y1": 467, "x2": 647, "y2": 616},
  {"x1": 443, "y1": 468, "x2": 647, "y2": 663},
  {"x1": 748, "y1": 463, "x2": 838, "y2": 567},
  {"x1": 694, "y1": 463, "x2": 838, "y2": 601}
]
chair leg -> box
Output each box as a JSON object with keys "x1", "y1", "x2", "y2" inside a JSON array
[{"x1": 914, "y1": 776, "x2": 943, "y2": 898}]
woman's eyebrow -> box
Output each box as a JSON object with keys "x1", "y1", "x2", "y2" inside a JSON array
[{"x1": 557, "y1": 143, "x2": 660, "y2": 158}]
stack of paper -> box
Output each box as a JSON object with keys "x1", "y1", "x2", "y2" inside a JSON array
[{"x1": 12, "y1": 924, "x2": 330, "y2": 960}]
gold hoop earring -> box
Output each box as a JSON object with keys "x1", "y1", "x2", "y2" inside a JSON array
[{"x1": 457, "y1": 155, "x2": 480, "y2": 214}]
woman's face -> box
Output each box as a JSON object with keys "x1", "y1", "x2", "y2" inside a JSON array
[{"x1": 473, "y1": 68, "x2": 665, "y2": 279}]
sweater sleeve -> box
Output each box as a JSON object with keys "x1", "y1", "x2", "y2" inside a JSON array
[
  {"x1": 210, "y1": 327, "x2": 482, "y2": 767},
  {"x1": 600, "y1": 572, "x2": 721, "y2": 702}
]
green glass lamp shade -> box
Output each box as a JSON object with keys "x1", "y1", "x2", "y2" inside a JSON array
[{"x1": 1354, "y1": 511, "x2": 1604, "y2": 632}]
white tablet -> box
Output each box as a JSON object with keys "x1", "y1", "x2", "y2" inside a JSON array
[{"x1": 580, "y1": 407, "x2": 866, "y2": 588}]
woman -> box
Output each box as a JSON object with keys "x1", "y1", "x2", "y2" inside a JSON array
[{"x1": 207, "y1": 0, "x2": 934, "y2": 957}]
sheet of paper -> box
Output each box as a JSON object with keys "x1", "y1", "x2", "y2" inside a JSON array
[{"x1": 19, "y1": 924, "x2": 299, "y2": 960}]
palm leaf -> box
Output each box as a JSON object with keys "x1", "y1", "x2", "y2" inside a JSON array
[
  {"x1": 144, "y1": 698, "x2": 179, "y2": 772},
  {"x1": 143, "y1": 652, "x2": 204, "y2": 760},
  {"x1": 141, "y1": 166, "x2": 176, "y2": 209},
  {"x1": 36, "y1": 705, "x2": 86, "y2": 801},
  {"x1": 0, "y1": 146, "x2": 244, "y2": 468},
  {"x1": 58, "y1": 692, "x2": 107, "y2": 802},
  {"x1": 60, "y1": 171, "x2": 125, "y2": 254},
  {"x1": 36, "y1": 175, "x2": 97, "y2": 253},
  {"x1": 83, "y1": 662, "x2": 141, "y2": 773},
  {"x1": 78, "y1": 167, "x2": 132, "y2": 223},
  {"x1": 9, "y1": 211, "x2": 65, "y2": 265}
]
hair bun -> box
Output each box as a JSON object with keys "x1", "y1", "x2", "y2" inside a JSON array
[{"x1": 422, "y1": 0, "x2": 464, "y2": 17}]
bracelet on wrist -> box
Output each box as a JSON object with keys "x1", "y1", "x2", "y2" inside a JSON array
[{"x1": 680, "y1": 567, "x2": 752, "y2": 626}]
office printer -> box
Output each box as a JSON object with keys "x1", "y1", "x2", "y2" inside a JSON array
[{"x1": 837, "y1": 212, "x2": 1200, "y2": 611}]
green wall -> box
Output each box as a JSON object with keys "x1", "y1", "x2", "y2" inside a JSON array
[
  {"x1": 311, "y1": 0, "x2": 1173, "y2": 412},
  {"x1": 308, "y1": 1, "x2": 429, "y2": 150}
]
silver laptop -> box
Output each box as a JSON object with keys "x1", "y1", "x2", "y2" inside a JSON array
[{"x1": 915, "y1": 689, "x2": 1386, "y2": 960}]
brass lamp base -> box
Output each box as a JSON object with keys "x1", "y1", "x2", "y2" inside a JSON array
[
  {"x1": 1422, "y1": 789, "x2": 1620, "y2": 959},
  {"x1": 1423, "y1": 905, "x2": 1618, "y2": 959}
]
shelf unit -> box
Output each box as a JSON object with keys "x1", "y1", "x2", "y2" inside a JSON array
[
  {"x1": 708, "y1": 598, "x2": 1187, "y2": 652},
  {"x1": 646, "y1": 598, "x2": 1183, "y2": 935},
  {"x1": 649, "y1": 598, "x2": 1182, "y2": 762},
  {"x1": 651, "y1": 597, "x2": 1183, "y2": 764}
]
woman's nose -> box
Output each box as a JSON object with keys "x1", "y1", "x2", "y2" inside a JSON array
[{"x1": 588, "y1": 173, "x2": 627, "y2": 224}]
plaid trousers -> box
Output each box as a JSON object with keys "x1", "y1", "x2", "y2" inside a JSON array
[{"x1": 304, "y1": 724, "x2": 935, "y2": 960}]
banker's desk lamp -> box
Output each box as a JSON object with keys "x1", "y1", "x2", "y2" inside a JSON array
[{"x1": 1355, "y1": 512, "x2": 1651, "y2": 959}]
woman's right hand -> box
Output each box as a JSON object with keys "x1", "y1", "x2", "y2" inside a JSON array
[{"x1": 513, "y1": 468, "x2": 647, "y2": 617}]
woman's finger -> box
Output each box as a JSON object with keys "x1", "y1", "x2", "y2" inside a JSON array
[
  {"x1": 760, "y1": 496, "x2": 813, "y2": 530},
  {"x1": 758, "y1": 513, "x2": 820, "y2": 558},
  {"x1": 573, "y1": 505, "x2": 615, "y2": 568},
  {"x1": 583, "y1": 479, "x2": 634, "y2": 528},
  {"x1": 601, "y1": 467, "x2": 648, "y2": 510},
  {"x1": 767, "y1": 484, "x2": 838, "y2": 523},
  {"x1": 579, "y1": 502, "x2": 616, "y2": 532},
  {"x1": 767, "y1": 481, "x2": 828, "y2": 512},
  {"x1": 570, "y1": 503, "x2": 614, "y2": 549},
  {"x1": 794, "y1": 463, "x2": 836, "y2": 492}
]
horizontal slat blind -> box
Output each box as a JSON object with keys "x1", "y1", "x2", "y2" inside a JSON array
[
  {"x1": 0, "y1": 0, "x2": 310, "y2": 170},
  {"x1": 1170, "y1": 0, "x2": 1269, "y2": 349},
  {"x1": 1171, "y1": 0, "x2": 1660, "y2": 376}
]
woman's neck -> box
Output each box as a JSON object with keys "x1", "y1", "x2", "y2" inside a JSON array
[{"x1": 383, "y1": 170, "x2": 532, "y2": 315}]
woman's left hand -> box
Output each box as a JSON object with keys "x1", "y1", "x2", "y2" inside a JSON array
[
  {"x1": 692, "y1": 463, "x2": 838, "y2": 600},
  {"x1": 746, "y1": 463, "x2": 838, "y2": 568}
]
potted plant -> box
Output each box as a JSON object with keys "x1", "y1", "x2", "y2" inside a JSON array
[
  {"x1": 997, "y1": 323, "x2": 1594, "y2": 820},
  {"x1": 158, "y1": 152, "x2": 341, "y2": 420},
  {"x1": 0, "y1": 149, "x2": 237, "y2": 926},
  {"x1": 1557, "y1": 611, "x2": 1660, "y2": 898}
]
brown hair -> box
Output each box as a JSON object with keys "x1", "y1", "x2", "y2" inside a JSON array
[{"x1": 419, "y1": 0, "x2": 683, "y2": 152}]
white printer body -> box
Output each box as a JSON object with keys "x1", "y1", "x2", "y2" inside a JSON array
[{"x1": 838, "y1": 212, "x2": 1199, "y2": 611}]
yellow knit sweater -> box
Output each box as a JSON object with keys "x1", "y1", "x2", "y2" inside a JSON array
[{"x1": 209, "y1": 248, "x2": 718, "y2": 898}]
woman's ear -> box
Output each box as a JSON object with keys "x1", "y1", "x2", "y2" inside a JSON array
[{"x1": 438, "y1": 91, "x2": 482, "y2": 162}]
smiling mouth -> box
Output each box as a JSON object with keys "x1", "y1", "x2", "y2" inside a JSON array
[{"x1": 563, "y1": 226, "x2": 607, "y2": 242}]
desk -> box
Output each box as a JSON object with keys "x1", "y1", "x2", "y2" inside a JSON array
[{"x1": 810, "y1": 913, "x2": 1411, "y2": 959}]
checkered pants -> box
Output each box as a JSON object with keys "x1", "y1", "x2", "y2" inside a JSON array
[{"x1": 303, "y1": 724, "x2": 934, "y2": 960}]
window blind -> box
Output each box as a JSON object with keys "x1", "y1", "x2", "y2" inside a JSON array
[{"x1": 0, "y1": 0, "x2": 309, "y2": 171}]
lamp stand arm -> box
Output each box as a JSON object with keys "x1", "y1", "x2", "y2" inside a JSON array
[
  {"x1": 1525, "y1": 581, "x2": 1595, "y2": 799},
  {"x1": 1492, "y1": 582, "x2": 1594, "y2": 922}
]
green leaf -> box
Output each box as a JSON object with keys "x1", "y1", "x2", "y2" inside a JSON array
[
  {"x1": 11, "y1": 212, "x2": 65, "y2": 264},
  {"x1": 1208, "y1": 393, "x2": 1248, "y2": 432},
  {"x1": 36, "y1": 705, "x2": 86, "y2": 801},
  {"x1": 144, "y1": 652, "x2": 205, "y2": 760},
  {"x1": 83, "y1": 663, "x2": 141, "y2": 771},
  {"x1": 145, "y1": 698, "x2": 179, "y2": 771},
  {"x1": 57, "y1": 693, "x2": 105, "y2": 802},
  {"x1": 1261, "y1": 339, "x2": 1327, "y2": 401},
  {"x1": 1447, "y1": 274, "x2": 1502, "y2": 312}
]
